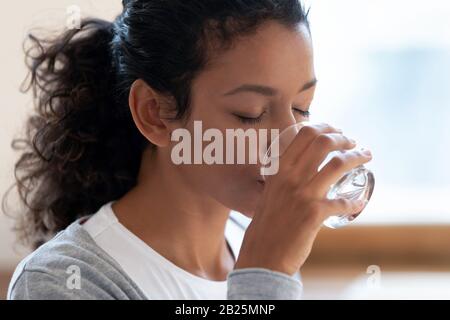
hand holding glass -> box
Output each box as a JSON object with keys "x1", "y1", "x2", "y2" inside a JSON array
[{"x1": 260, "y1": 121, "x2": 375, "y2": 229}]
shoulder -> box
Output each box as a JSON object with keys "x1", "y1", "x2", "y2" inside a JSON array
[{"x1": 8, "y1": 220, "x2": 146, "y2": 300}]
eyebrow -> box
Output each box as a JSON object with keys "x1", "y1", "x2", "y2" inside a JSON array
[{"x1": 223, "y1": 78, "x2": 318, "y2": 97}]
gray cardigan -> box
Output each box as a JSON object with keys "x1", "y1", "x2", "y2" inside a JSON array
[{"x1": 7, "y1": 220, "x2": 303, "y2": 300}]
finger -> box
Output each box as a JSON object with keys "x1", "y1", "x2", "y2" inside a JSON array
[
  {"x1": 293, "y1": 133, "x2": 357, "y2": 182},
  {"x1": 281, "y1": 122, "x2": 343, "y2": 167},
  {"x1": 320, "y1": 198, "x2": 368, "y2": 220},
  {"x1": 309, "y1": 149, "x2": 373, "y2": 196}
]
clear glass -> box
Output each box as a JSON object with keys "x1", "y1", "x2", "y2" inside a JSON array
[{"x1": 260, "y1": 121, "x2": 375, "y2": 229}]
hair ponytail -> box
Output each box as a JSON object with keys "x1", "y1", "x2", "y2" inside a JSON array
[{"x1": 5, "y1": 18, "x2": 147, "y2": 248}]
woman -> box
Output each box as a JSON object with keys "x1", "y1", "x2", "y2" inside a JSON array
[{"x1": 6, "y1": 0, "x2": 371, "y2": 300}]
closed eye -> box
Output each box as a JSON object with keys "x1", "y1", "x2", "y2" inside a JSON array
[
  {"x1": 293, "y1": 108, "x2": 311, "y2": 118},
  {"x1": 234, "y1": 112, "x2": 266, "y2": 124},
  {"x1": 234, "y1": 108, "x2": 310, "y2": 125}
]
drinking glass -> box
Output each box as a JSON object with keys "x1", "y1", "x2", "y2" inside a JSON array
[{"x1": 260, "y1": 121, "x2": 375, "y2": 228}]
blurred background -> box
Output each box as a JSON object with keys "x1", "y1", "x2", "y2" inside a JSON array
[{"x1": 1, "y1": 0, "x2": 449, "y2": 299}]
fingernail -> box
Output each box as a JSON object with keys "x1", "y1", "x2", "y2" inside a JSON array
[
  {"x1": 348, "y1": 138, "x2": 357, "y2": 145},
  {"x1": 362, "y1": 149, "x2": 372, "y2": 157},
  {"x1": 356, "y1": 199, "x2": 368, "y2": 207}
]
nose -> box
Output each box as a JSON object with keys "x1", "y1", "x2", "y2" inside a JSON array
[
  {"x1": 257, "y1": 108, "x2": 299, "y2": 161},
  {"x1": 274, "y1": 107, "x2": 299, "y2": 135}
]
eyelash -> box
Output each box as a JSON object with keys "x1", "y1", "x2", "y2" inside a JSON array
[{"x1": 236, "y1": 108, "x2": 311, "y2": 124}]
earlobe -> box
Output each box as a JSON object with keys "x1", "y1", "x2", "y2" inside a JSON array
[{"x1": 128, "y1": 79, "x2": 171, "y2": 147}]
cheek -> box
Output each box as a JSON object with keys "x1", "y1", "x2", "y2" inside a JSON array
[
  {"x1": 172, "y1": 105, "x2": 263, "y2": 214},
  {"x1": 193, "y1": 163, "x2": 256, "y2": 190},
  {"x1": 172, "y1": 150, "x2": 262, "y2": 216},
  {"x1": 217, "y1": 163, "x2": 259, "y2": 188}
]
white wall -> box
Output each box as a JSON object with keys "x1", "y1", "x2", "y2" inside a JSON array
[{"x1": 0, "y1": 0, "x2": 122, "y2": 270}]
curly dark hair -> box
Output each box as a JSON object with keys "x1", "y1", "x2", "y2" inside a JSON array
[{"x1": 3, "y1": 0, "x2": 310, "y2": 249}]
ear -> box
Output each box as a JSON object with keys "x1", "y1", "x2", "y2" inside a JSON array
[{"x1": 128, "y1": 79, "x2": 172, "y2": 147}]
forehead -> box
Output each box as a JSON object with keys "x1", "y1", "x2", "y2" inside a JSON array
[{"x1": 192, "y1": 21, "x2": 314, "y2": 97}]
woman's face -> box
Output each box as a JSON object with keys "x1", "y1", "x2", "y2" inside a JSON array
[{"x1": 168, "y1": 21, "x2": 316, "y2": 218}]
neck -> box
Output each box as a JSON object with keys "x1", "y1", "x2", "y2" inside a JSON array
[{"x1": 112, "y1": 147, "x2": 235, "y2": 281}]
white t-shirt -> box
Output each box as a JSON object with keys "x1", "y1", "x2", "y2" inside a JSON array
[{"x1": 82, "y1": 201, "x2": 249, "y2": 299}]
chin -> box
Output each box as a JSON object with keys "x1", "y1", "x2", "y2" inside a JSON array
[
  {"x1": 222, "y1": 179, "x2": 264, "y2": 219},
  {"x1": 240, "y1": 180, "x2": 265, "y2": 216},
  {"x1": 240, "y1": 211, "x2": 255, "y2": 219},
  {"x1": 232, "y1": 195, "x2": 260, "y2": 219}
]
